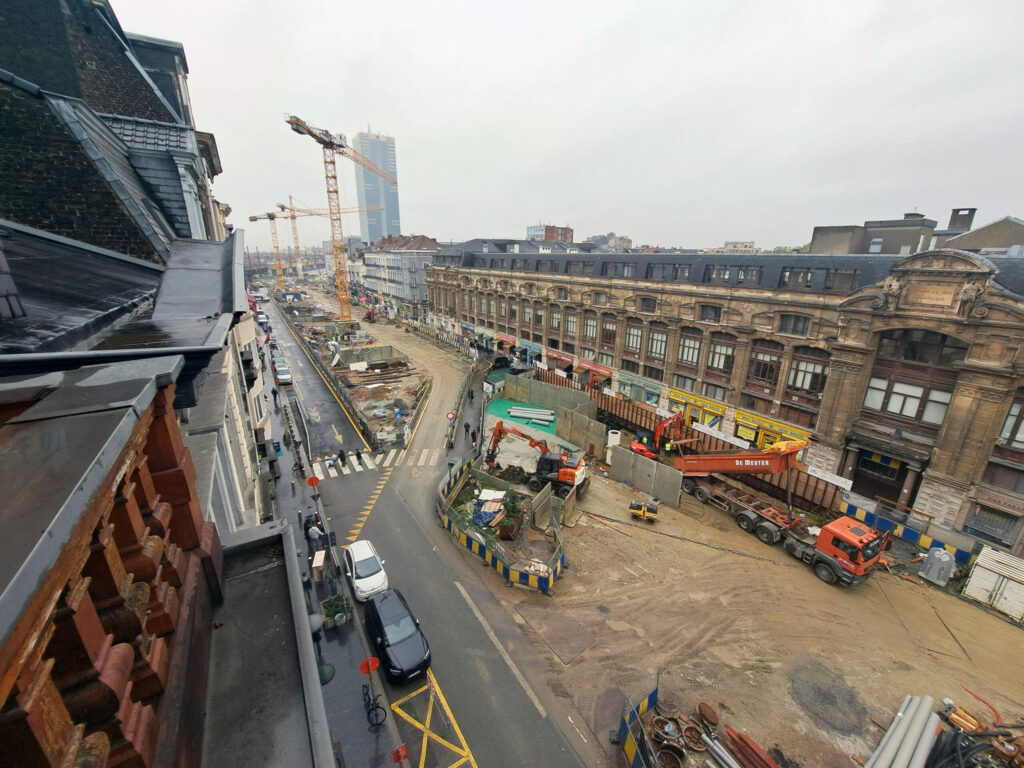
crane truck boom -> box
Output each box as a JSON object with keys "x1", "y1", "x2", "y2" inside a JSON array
[{"x1": 675, "y1": 442, "x2": 887, "y2": 585}]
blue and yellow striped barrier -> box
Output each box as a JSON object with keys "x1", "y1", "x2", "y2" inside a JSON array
[
  {"x1": 617, "y1": 687, "x2": 659, "y2": 768},
  {"x1": 839, "y1": 500, "x2": 975, "y2": 565}
]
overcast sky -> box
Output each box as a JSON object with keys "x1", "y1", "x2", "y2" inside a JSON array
[{"x1": 114, "y1": 0, "x2": 1024, "y2": 252}]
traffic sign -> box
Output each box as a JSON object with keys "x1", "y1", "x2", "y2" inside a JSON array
[
  {"x1": 359, "y1": 657, "x2": 380, "y2": 675},
  {"x1": 446, "y1": 411, "x2": 455, "y2": 421},
  {"x1": 306, "y1": 476, "x2": 320, "y2": 487}
]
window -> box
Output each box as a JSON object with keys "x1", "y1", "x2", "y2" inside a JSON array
[
  {"x1": 565, "y1": 314, "x2": 577, "y2": 335},
  {"x1": 736, "y1": 266, "x2": 762, "y2": 284},
  {"x1": 675, "y1": 265, "x2": 691, "y2": 280},
  {"x1": 707, "y1": 342, "x2": 735, "y2": 374},
  {"x1": 548, "y1": 338, "x2": 559, "y2": 350},
  {"x1": 625, "y1": 325, "x2": 642, "y2": 352},
  {"x1": 601, "y1": 262, "x2": 636, "y2": 278},
  {"x1": 583, "y1": 317, "x2": 597, "y2": 340},
  {"x1": 524, "y1": 283, "x2": 536, "y2": 296},
  {"x1": 567, "y1": 261, "x2": 583, "y2": 275},
  {"x1": 521, "y1": 305, "x2": 532, "y2": 325},
  {"x1": 787, "y1": 353, "x2": 829, "y2": 394},
  {"x1": 536, "y1": 260, "x2": 549, "y2": 273},
  {"x1": 562, "y1": 341, "x2": 575, "y2": 354},
  {"x1": 512, "y1": 259, "x2": 525, "y2": 270},
  {"x1": 601, "y1": 319, "x2": 617, "y2": 344},
  {"x1": 982, "y1": 463, "x2": 1024, "y2": 494},
  {"x1": 677, "y1": 331, "x2": 701, "y2": 366},
  {"x1": 621, "y1": 359, "x2": 639, "y2": 373},
  {"x1": 703, "y1": 265, "x2": 731, "y2": 284},
  {"x1": 489, "y1": 298, "x2": 496, "y2": 315},
  {"x1": 639, "y1": 297, "x2": 656, "y2": 313},
  {"x1": 580, "y1": 347, "x2": 596, "y2": 360},
  {"x1": 863, "y1": 378, "x2": 952, "y2": 425},
  {"x1": 699, "y1": 305, "x2": 722, "y2": 323},
  {"x1": 462, "y1": 294, "x2": 469, "y2": 309},
  {"x1": 534, "y1": 308, "x2": 544, "y2": 327},
  {"x1": 703, "y1": 382, "x2": 729, "y2": 401},
  {"x1": 876, "y1": 329, "x2": 968, "y2": 366},
  {"x1": 555, "y1": 287, "x2": 568, "y2": 300},
  {"x1": 647, "y1": 330, "x2": 667, "y2": 359},
  {"x1": 646, "y1": 264, "x2": 673, "y2": 280},
  {"x1": 1000, "y1": 399, "x2": 1024, "y2": 448},
  {"x1": 747, "y1": 349, "x2": 781, "y2": 386},
  {"x1": 780, "y1": 268, "x2": 814, "y2": 289},
  {"x1": 643, "y1": 364, "x2": 664, "y2": 381},
  {"x1": 499, "y1": 301, "x2": 507, "y2": 317},
  {"x1": 508, "y1": 304, "x2": 517, "y2": 321},
  {"x1": 672, "y1": 373, "x2": 697, "y2": 391},
  {"x1": 593, "y1": 292, "x2": 608, "y2": 306},
  {"x1": 825, "y1": 269, "x2": 860, "y2": 292},
  {"x1": 550, "y1": 311, "x2": 561, "y2": 330},
  {"x1": 598, "y1": 352, "x2": 615, "y2": 366},
  {"x1": 778, "y1": 314, "x2": 810, "y2": 335}
]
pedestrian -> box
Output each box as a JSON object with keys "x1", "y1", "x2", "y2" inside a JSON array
[
  {"x1": 306, "y1": 521, "x2": 323, "y2": 552},
  {"x1": 271, "y1": 387, "x2": 279, "y2": 405},
  {"x1": 471, "y1": 429, "x2": 477, "y2": 447},
  {"x1": 468, "y1": 388, "x2": 474, "y2": 402},
  {"x1": 337, "y1": 450, "x2": 347, "y2": 467},
  {"x1": 464, "y1": 422, "x2": 470, "y2": 438},
  {"x1": 354, "y1": 448, "x2": 362, "y2": 465}
]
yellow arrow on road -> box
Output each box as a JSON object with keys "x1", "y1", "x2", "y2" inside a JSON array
[
  {"x1": 331, "y1": 423, "x2": 344, "y2": 444},
  {"x1": 308, "y1": 405, "x2": 320, "y2": 423}
]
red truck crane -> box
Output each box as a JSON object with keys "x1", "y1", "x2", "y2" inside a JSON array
[
  {"x1": 630, "y1": 410, "x2": 692, "y2": 459},
  {"x1": 485, "y1": 420, "x2": 589, "y2": 498},
  {"x1": 675, "y1": 441, "x2": 887, "y2": 586}
]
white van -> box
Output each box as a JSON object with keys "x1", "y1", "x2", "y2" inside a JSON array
[{"x1": 252, "y1": 292, "x2": 269, "y2": 303}]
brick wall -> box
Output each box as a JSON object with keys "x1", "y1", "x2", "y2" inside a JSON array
[{"x1": 0, "y1": 81, "x2": 163, "y2": 264}]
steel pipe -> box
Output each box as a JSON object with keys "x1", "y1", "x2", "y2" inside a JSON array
[
  {"x1": 907, "y1": 712, "x2": 941, "y2": 768},
  {"x1": 890, "y1": 695, "x2": 934, "y2": 768},
  {"x1": 700, "y1": 733, "x2": 744, "y2": 768},
  {"x1": 868, "y1": 695, "x2": 924, "y2": 768},
  {"x1": 865, "y1": 695, "x2": 913, "y2": 768}
]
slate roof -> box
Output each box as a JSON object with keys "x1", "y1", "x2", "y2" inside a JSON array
[{"x1": 0, "y1": 219, "x2": 162, "y2": 354}]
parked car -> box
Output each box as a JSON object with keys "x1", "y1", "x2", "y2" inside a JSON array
[
  {"x1": 275, "y1": 366, "x2": 293, "y2": 386},
  {"x1": 364, "y1": 589, "x2": 430, "y2": 684},
  {"x1": 270, "y1": 349, "x2": 285, "y2": 370},
  {"x1": 343, "y1": 540, "x2": 388, "y2": 601},
  {"x1": 256, "y1": 312, "x2": 269, "y2": 324}
]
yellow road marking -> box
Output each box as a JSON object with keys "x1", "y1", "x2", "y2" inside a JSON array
[
  {"x1": 339, "y1": 467, "x2": 393, "y2": 541},
  {"x1": 390, "y1": 669, "x2": 478, "y2": 768}
]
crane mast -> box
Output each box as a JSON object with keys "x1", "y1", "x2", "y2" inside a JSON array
[
  {"x1": 286, "y1": 114, "x2": 396, "y2": 322},
  {"x1": 248, "y1": 212, "x2": 284, "y2": 291}
]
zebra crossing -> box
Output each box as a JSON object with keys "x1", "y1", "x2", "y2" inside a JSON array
[{"x1": 309, "y1": 447, "x2": 442, "y2": 478}]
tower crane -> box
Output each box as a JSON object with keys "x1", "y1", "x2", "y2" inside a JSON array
[
  {"x1": 275, "y1": 197, "x2": 383, "y2": 284},
  {"x1": 247, "y1": 212, "x2": 284, "y2": 292},
  {"x1": 286, "y1": 114, "x2": 396, "y2": 322}
]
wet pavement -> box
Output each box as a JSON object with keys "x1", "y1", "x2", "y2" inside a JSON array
[{"x1": 260, "y1": 315, "x2": 489, "y2": 767}]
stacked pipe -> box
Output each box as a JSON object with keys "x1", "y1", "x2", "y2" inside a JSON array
[
  {"x1": 507, "y1": 406, "x2": 555, "y2": 425},
  {"x1": 866, "y1": 695, "x2": 941, "y2": 768}
]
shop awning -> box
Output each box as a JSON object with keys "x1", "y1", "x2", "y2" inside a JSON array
[{"x1": 573, "y1": 365, "x2": 587, "y2": 373}]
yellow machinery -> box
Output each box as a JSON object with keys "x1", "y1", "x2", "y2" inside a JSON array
[
  {"x1": 275, "y1": 197, "x2": 382, "y2": 284},
  {"x1": 247, "y1": 212, "x2": 284, "y2": 291},
  {"x1": 286, "y1": 115, "x2": 396, "y2": 321}
]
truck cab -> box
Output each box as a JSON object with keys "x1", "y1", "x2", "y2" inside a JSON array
[{"x1": 785, "y1": 516, "x2": 886, "y2": 586}]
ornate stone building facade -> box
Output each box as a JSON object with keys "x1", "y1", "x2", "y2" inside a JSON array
[{"x1": 427, "y1": 243, "x2": 1024, "y2": 554}]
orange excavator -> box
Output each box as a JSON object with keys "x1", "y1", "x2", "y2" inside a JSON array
[
  {"x1": 630, "y1": 410, "x2": 692, "y2": 459},
  {"x1": 485, "y1": 420, "x2": 589, "y2": 498},
  {"x1": 676, "y1": 441, "x2": 889, "y2": 585}
]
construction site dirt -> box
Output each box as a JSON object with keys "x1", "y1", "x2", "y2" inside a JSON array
[{"x1": 302, "y1": 299, "x2": 1024, "y2": 766}]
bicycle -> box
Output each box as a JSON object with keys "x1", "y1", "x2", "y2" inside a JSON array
[{"x1": 362, "y1": 683, "x2": 387, "y2": 727}]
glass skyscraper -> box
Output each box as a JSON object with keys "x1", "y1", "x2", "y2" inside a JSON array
[{"x1": 353, "y1": 131, "x2": 401, "y2": 245}]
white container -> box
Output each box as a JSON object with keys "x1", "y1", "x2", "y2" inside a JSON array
[{"x1": 607, "y1": 429, "x2": 622, "y2": 447}]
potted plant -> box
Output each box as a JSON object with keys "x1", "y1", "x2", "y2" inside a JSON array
[
  {"x1": 320, "y1": 594, "x2": 353, "y2": 629},
  {"x1": 497, "y1": 491, "x2": 524, "y2": 540}
]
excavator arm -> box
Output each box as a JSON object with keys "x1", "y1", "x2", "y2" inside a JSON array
[{"x1": 485, "y1": 420, "x2": 550, "y2": 466}]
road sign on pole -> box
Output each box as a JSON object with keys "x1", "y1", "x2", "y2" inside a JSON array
[
  {"x1": 359, "y1": 657, "x2": 380, "y2": 675},
  {"x1": 306, "y1": 476, "x2": 320, "y2": 488},
  {"x1": 446, "y1": 410, "x2": 455, "y2": 421}
]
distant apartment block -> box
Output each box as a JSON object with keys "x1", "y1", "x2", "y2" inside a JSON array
[
  {"x1": 527, "y1": 224, "x2": 573, "y2": 242},
  {"x1": 360, "y1": 235, "x2": 439, "y2": 304},
  {"x1": 353, "y1": 131, "x2": 401, "y2": 246},
  {"x1": 702, "y1": 241, "x2": 759, "y2": 255}
]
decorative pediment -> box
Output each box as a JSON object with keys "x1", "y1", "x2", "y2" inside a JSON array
[{"x1": 892, "y1": 249, "x2": 998, "y2": 276}]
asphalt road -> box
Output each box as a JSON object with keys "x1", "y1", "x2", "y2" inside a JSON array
[{"x1": 263, "y1": 299, "x2": 591, "y2": 767}]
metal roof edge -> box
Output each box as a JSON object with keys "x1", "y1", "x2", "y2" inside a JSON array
[{"x1": 0, "y1": 218, "x2": 165, "y2": 273}]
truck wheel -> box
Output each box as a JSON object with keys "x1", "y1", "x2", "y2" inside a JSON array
[
  {"x1": 681, "y1": 479, "x2": 696, "y2": 495},
  {"x1": 528, "y1": 478, "x2": 543, "y2": 492},
  {"x1": 555, "y1": 485, "x2": 571, "y2": 499},
  {"x1": 814, "y1": 563, "x2": 838, "y2": 585},
  {"x1": 694, "y1": 487, "x2": 710, "y2": 504},
  {"x1": 755, "y1": 525, "x2": 776, "y2": 545},
  {"x1": 735, "y1": 515, "x2": 753, "y2": 532}
]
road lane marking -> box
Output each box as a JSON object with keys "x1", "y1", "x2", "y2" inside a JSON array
[
  {"x1": 326, "y1": 463, "x2": 337, "y2": 478},
  {"x1": 418, "y1": 449, "x2": 429, "y2": 466},
  {"x1": 362, "y1": 454, "x2": 377, "y2": 470},
  {"x1": 454, "y1": 581, "x2": 547, "y2": 719},
  {"x1": 383, "y1": 449, "x2": 397, "y2": 467},
  {"x1": 312, "y1": 462, "x2": 324, "y2": 480},
  {"x1": 396, "y1": 450, "x2": 407, "y2": 466},
  {"x1": 352, "y1": 460, "x2": 363, "y2": 472},
  {"x1": 428, "y1": 448, "x2": 439, "y2": 465},
  {"x1": 341, "y1": 463, "x2": 351, "y2": 475}
]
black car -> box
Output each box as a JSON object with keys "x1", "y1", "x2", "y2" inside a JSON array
[{"x1": 363, "y1": 589, "x2": 430, "y2": 683}]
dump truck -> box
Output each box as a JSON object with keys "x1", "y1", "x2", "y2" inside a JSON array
[{"x1": 676, "y1": 441, "x2": 887, "y2": 585}]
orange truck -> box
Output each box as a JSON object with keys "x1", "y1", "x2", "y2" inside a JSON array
[{"x1": 676, "y1": 441, "x2": 887, "y2": 586}]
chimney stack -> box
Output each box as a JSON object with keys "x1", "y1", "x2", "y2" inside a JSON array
[{"x1": 948, "y1": 208, "x2": 977, "y2": 231}]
